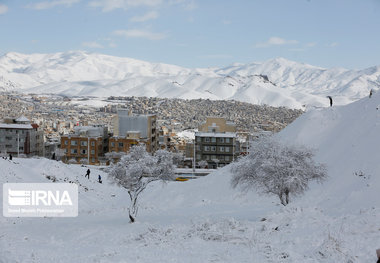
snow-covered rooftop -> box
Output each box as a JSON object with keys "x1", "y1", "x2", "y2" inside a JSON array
[
  {"x1": 0, "y1": 123, "x2": 34, "y2": 129},
  {"x1": 195, "y1": 132, "x2": 236, "y2": 138},
  {"x1": 15, "y1": 116, "x2": 30, "y2": 123}
]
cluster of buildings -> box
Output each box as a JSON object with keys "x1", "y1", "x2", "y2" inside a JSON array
[{"x1": 0, "y1": 110, "x2": 245, "y2": 169}]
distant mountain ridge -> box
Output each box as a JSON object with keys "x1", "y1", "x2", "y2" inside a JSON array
[{"x1": 1, "y1": 51, "x2": 379, "y2": 109}]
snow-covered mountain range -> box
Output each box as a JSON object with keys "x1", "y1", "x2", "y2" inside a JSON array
[{"x1": 1, "y1": 51, "x2": 380, "y2": 109}]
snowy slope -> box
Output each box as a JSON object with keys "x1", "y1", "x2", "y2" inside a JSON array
[
  {"x1": 278, "y1": 91, "x2": 380, "y2": 213},
  {"x1": 1, "y1": 51, "x2": 380, "y2": 109}
]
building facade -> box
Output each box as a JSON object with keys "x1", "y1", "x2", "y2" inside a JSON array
[
  {"x1": 194, "y1": 117, "x2": 237, "y2": 169},
  {"x1": 195, "y1": 132, "x2": 236, "y2": 169},
  {"x1": 112, "y1": 110, "x2": 158, "y2": 153},
  {"x1": 0, "y1": 116, "x2": 44, "y2": 157},
  {"x1": 60, "y1": 125, "x2": 109, "y2": 165}
]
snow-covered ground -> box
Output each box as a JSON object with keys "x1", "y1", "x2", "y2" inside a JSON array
[{"x1": 1, "y1": 92, "x2": 380, "y2": 262}]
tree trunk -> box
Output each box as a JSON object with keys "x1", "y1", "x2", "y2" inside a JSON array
[
  {"x1": 279, "y1": 193, "x2": 287, "y2": 206},
  {"x1": 285, "y1": 189, "x2": 289, "y2": 205},
  {"x1": 128, "y1": 192, "x2": 139, "y2": 223}
]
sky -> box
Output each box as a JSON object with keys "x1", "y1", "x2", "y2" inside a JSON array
[{"x1": 0, "y1": 0, "x2": 379, "y2": 69}]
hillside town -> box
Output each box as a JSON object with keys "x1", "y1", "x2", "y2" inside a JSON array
[{"x1": 0, "y1": 92, "x2": 303, "y2": 168}]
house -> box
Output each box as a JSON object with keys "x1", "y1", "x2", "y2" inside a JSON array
[{"x1": 0, "y1": 116, "x2": 44, "y2": 157}]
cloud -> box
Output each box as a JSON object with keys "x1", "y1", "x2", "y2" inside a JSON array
[
  {"x1": 27, "y1": 0, "x2": 80, "y2": 10},
  {"x1": 0, "y1": 4, "x2": 8, "y2": 14},
  {"x1": 255, "y1": 37, "x2": 298, "y2": 48},
  {"x1": 113, "y1": 29, "x2": 166, "y2": 40},
  {"x1": 89, "y1": 0, "x2": 162, "y2": 12},
  {"x1": 130, "y1": 11, "x2": 159, "y2": 22},
  {"x1": 82, "y1": 41, "x2": 104, "y2": 48}
]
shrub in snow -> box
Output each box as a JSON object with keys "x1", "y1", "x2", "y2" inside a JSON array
[
  {"x1": 108, "y1": 145, "x2": 175, "y2": 222},
  {"x1": 231, "y1": 137, "x2": 327, "y2": 206},
  {"x1": 80, "y1": 158, "x2": 89, "y2": 165},
  {"x1": 68, "y1": 158, "x2": 77, "y2": 164},
  {"x1": 198, "y1": 160, "x2": 208, "y2": 169}
]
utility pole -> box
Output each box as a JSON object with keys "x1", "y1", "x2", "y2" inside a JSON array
[
  {"x1": 17, "y1": 133, "x2": 20, "y2": 157},
  {"x1": 87, "y1": 137, "x2": 90, "y2": 164},
  {"x1": 193, "y1": 137, "x2": 196, "y2": 172}
]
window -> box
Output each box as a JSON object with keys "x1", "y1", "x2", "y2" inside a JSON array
[
  {"x1": 205, "y1": 137, "x2": 210, "y2": 142},
  {"x1": 211, "y1": 146, "x2": 216, "y2": 152},
  {"x1": 206, "y1": 155, "x2": 210, "y2": 160},
  {"x1": 219, "y1": 138, "x2": 225, "y2": 143},
  {"x1": 81, "y1": 141, "x2": 87, "y2": 146},
  {"x1": 64, "y1": 149, "x2": 68, "y2": 153},
  {"x1": 204, "y1": 146, "x2": 210, "y2": 151},
  {"x1": 64, "y1": 140, "x2": 68, "y2": 145},
  {"x1": 111, "y1": 142, "x2": 115, "y2": 147},
  {"x1": 91, "y1": 150, "x2": 95, "y2": 154},
  {"x1": 5, "y1": 136, "x2": 12, "y2": 140},
  {"x1": 119, "y1": 142, "x2": 124, "y2": 147},
  {"x1": 196, "y1": 145, "x2": 200, "y2": 151},
  {"x1": 211, "y1": 137, "x2": 216, "y2": 143},
  {"x1": 81, "y1": 149, "x2": 87, "y2": 154},
  {"x1": 225, "y1": 147, "x2": 230, "y2": 152},
  {"x1": 225, "y1": 156, "x2": 230, "y2": 161},
  {"x1": 196, "y1": 154, "x2": 201, "y2": 160},
  {"x1": 197, "y1": 137, "x2": 201, "y2": 142},
  {"x1": 71, "y1": 149, "x2": 78, "y2": 154},
  {"x1": 91, "y1": 141, "x2": 95, "y2": 146},
  {"x1": 226, "y1": 138, "x2": 230, "y2": 143},
  {"x1": 220, "y1": 146, "x2": 225, "y2": 152},
  {"x1": 211, "y1": 155, "x2": 216, "y2": 160},
  {"x1": 71, "y1": 140, "x2": 77, "y2": 146}
]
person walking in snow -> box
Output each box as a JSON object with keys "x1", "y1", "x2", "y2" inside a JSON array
[
  {"x1": 86, "y1": 168, "x2": 90, "y2": 179},
  {"x1": 9, "y1": 154, "x2": 12, "y2": 161},
  {"x1": 370, "y1": 89, "x2": 373, "y2": 98},
  {"x1": 327, "y1": 96, "x2": 333, "y2": 107},
  {"x1": 98, "y1": 175, "x2": 102, "y2": 184}
]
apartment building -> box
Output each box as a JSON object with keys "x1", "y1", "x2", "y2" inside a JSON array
[
  {"x1": 0, "y1": 116, "x2": 44, "y2": 156},
  {"x1": 112, "y1": 110, "x2": 158, "y2": 153},
  {"x1": 195, "y1": 117, "x2": 237, "y2": 168},
  {"x1": 61, "y1": 125, "x2": 109, "y2": 165}
]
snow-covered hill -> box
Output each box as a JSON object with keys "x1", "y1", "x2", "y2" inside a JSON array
[
  {"x1": 1, "y1": 51, "x2": 379, "y2": 109},
  {"x1": 1, "y1": 92, "x2": 380, "y2": 262}
]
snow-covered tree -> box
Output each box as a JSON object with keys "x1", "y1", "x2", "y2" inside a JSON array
[
  {"x1": 108, "y1": 145, "x2": 175, "y2": 222},
  {"x1": 198, "y1": 160, "x2": 208, "y2": 169},
  {"x1": 105, "y1": 151, "x2": 126, "y2": 164},
  {"x1": 231, "y1": 137, "x2": 327, "y2": 206}
]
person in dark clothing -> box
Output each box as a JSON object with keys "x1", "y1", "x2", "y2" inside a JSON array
[
  {"x1": 52, "y1": 152, "x2": 56, "y2": 160},
  {"x1": 370, "y1": 89, "x2": 373, "y2": 98},
  {"x1": 9, "y1": 154, "x2": 12, "y2": 161},
  {"x1": 327, "y1": 96, "x2": 333, "y2": 107},
  {"x1": 98, "y1": 175, "x2": 102, "y2": 184},
  {"x1": 86, "y1": 169, "x2": 90, "y2": 179}
]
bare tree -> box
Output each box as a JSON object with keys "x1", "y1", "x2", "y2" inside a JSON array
[
  {"x1": 108, "y1": 145, "x2": 175, "y2": 222},
  {"x1": 231, "y1": 137, "x2": 327, "y2": 206}
]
